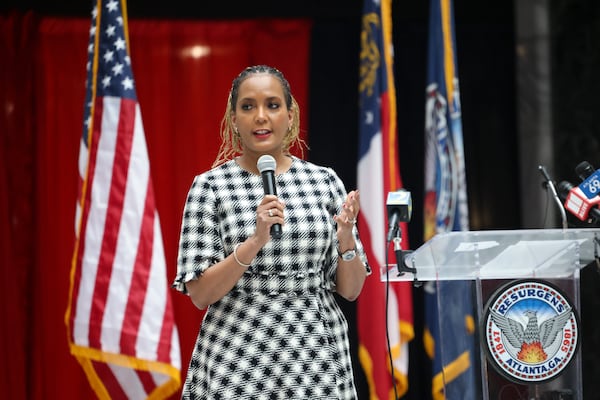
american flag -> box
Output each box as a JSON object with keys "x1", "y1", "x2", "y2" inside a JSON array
[
  {"x1": 65, "y1": 0, "x2": 181, "y2": 398},
  {"x1": 356, "y1": 0, "x2": 414, "y2": 398}
]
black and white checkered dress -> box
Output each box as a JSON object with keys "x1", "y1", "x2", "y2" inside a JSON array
[{"x1": 173, "y1": 156, "x2": 370, "y2": 400}]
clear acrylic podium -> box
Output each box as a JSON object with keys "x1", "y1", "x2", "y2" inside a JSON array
[{"x1": 382, "y1": 228, "x2": 600, "y2": 400}]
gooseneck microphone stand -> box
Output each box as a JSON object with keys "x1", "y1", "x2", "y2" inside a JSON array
[{"x1": 539, "y1": 165, "x2": 568, "y2": 230}]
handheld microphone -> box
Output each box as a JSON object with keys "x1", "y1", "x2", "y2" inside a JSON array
[
  {"x1": 557, "y1": 180, "x2": 600, "y2": 223},
  {"x1": 257, "y1": 155, "x2": 282, "y2": 239},
  {"x1": 386, "y1": 190, "x2": 412, "y2": 243},
  {"x1": 574, "y1": 161, "x2": 600, "y2": 200}
]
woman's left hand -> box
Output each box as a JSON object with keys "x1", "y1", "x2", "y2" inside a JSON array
[
  {"x1": 334, "y1": 190, "x2": 360, "y2": 247},
  {"x1": 334, "y1": 190, "x2": 367, "y2": 301}
]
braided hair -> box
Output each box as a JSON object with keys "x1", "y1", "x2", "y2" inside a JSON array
[{"x1": 213, "y1": 65, "x2": 305, "y2": 167}]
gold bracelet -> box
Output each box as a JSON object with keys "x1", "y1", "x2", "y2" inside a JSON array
[{"x1": 233, "y1": 243, "x2": 251, "y2": 268}]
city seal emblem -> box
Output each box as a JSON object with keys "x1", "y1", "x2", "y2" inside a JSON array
[{"x1": 482, "y1": 279, "x2": 579, "y2": 384}]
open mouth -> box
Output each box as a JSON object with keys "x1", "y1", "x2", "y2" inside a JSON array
[{"x1": 253, "y1": 129, "x2": 271, "y2": 138}]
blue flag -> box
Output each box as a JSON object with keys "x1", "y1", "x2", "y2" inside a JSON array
[{"x1": 423, "y1": 0, "x2": 476, "y2": 399}]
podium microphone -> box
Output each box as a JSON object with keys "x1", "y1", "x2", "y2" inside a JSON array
[
  {"x1": 538, "y1": 165, "x2": 568, "y2": 230},
  {"x1": 386, "y1": 190, "x2": 412, "y2": 243},
  {"x1": 557, "y1": 180, "x2": 600, "y2": 224},
  {"x1": 574, "y1": 160, "x2": 600, "y2": 199},
  {"x1": 575, "y1": 160, "x2": 596, "y2": 181}
]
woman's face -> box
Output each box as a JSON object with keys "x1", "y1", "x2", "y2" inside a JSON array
[{"x1": 232, "y1": 73, "x2": 293, "y2": 158}]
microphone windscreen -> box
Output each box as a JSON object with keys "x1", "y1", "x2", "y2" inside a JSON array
[
  {"x1": 557, "y1": 181, "x2": 574, "y2": 199},
  {"x1": 257, "y1": 155, "x2": 276, "y2": 173},
  {"x1": 386, "y1": 190, "x2": 413, "y2": 222},
  {"x1": 575, "y1": 161, "x2": 595, "y2": 181}
]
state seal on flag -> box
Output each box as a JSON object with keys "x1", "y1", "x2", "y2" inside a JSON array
[{"x1": 481, "y1": 279, "x2": 579, "y2": 384}]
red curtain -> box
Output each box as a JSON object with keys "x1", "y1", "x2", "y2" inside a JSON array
[{"x1": 0, "y1": 12, "x2": 311, "y2": 398}]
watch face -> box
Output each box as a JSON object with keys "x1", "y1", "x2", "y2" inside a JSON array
[{"x1": 342, "y1": 250, "x2": 356, "y2": 261}]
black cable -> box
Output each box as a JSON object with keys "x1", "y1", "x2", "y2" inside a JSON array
[{"x1": 384, "y1": 239, "x2": 399, "y2": 400}]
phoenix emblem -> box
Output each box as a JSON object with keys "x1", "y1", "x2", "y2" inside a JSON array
[{"x1": 490, "y1": 308, "x2": 572, "y2": 363}]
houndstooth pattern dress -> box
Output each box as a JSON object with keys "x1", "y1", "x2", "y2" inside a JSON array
[{"x1": 173, "y1": 156, "x2": 370, "y2": 400}]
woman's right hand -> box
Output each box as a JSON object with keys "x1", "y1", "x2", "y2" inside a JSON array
[
  {"x1": 253, "y1": 194, "x2": 285, "y2": 244},
  {"x1": 185, "y1": 195, "x2": 285, "y2": 309}
]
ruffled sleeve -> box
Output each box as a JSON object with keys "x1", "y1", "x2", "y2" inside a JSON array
[{"x1": 172, "y1": 174, "x2": 224, "y2": 294}]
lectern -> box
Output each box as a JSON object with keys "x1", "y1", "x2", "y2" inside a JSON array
[{"x1": 382, "y1": 228, "x2": 600, "y2": 400}]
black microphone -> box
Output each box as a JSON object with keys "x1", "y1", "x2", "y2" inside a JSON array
[
  {"x1": 557, "y1": 180, "x2": 600, "y2": 223},
  {"x1": 257, "y1": 155, "x2": 282, "y2": 239},
  {"x1": 575, "y1": 161, "x2": 596, "y2": 181},
  {"x1": 386, "y1": 190, "x2": 412, "y2": 243}
]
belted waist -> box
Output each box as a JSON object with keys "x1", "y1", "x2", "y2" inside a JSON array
[{"x1": 234, "y1": 268, "x2": 326, "y2": 297}]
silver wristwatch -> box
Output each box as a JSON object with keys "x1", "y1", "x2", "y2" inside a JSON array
[{"x1": 338, "y1": 247, "x2": 357, "y2": 261}]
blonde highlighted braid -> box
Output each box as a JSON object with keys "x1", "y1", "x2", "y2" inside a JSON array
[{"x1": 212, "y1": 65, "x2": 306, "y2": 167}]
